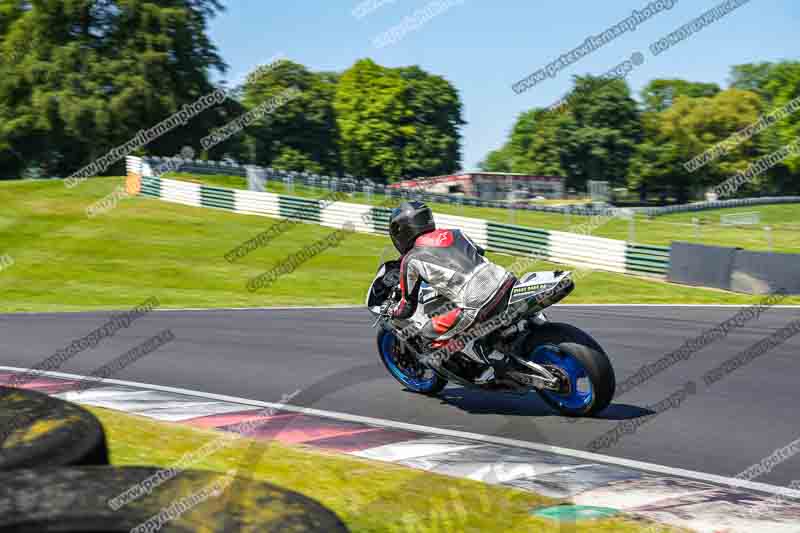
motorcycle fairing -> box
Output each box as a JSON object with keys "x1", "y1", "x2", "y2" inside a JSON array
[
  {"x1": 509, "y1": 271, "x2": 572, "y2": 305},
  {"x1": 368, "y1": 260, "x2": 570, "y2": 327},
  {"x1": 366, "y1": 260, "x2": 401, "y2": 315}
]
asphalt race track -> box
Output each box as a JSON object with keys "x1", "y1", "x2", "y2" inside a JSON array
[{"x1": 3, "y1": 304, "x2": 799, "y2": 487}]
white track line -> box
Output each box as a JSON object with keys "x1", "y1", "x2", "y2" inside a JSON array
[{"x1": 3, "y1": 365, "x2": 800, "y2": 500}]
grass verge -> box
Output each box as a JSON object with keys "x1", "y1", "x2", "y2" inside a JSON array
[
  {"x1": 90, "y1": 406, "x2": 685, "y2": 533},
  {"x1": 0, "y1": 177, "x2": 797, "y2": 312}
]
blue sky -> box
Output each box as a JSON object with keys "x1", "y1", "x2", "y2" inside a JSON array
[{"x1": 208, "y1": 0, "x2": 799, "y2": 170}]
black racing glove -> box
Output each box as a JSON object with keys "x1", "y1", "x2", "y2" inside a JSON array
[{"x1": 380, "y1": 300, "x2": 395, "y2": 318}]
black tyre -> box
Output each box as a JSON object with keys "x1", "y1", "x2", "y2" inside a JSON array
[
  {"x1": 0, "y1": 466, "x2": 350, "y2": 532},
  {"x1": 522, "y1": 322, "x2": 615, "y2": 417},
  {"x1": 377, "y1": 329, "x2": 447, "y2": 395},
  {"x1": 0, "y1": 386, "x2": 109, "y2": 471}
]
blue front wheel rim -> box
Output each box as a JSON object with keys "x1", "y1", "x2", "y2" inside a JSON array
[
  {"x1": 380, "y1": 331, "x2": 438, "y2": 392},
  {"x1": 531, "y1": 345, "x2": 594, "y2": 410}
]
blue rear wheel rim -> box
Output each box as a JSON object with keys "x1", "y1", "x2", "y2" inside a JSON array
[
  {"x1": 531, "y1": 345, "x2": 593, "y2": 410},
  {"x1": 380, "y1": 331, "x2": 437, "y2": 392}
]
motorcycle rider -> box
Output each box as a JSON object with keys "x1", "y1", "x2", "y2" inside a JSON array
[{"x1": 386, "y1": 201, "x2": 518, "y2": 378}]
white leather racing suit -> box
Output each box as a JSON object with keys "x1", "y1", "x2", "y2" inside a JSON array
[{"x1": 391, "y1": 229, "x2": 517, "y2": 340}]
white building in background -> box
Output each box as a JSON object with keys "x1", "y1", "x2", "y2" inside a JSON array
[{"x1": 389, "y1": 172, "x2": 565, "y2": 200}]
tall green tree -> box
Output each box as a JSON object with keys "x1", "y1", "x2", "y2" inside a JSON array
[
  {"x1": 105, "y1": 0, "x2": 230, "y2": 156},
  {"x1": 506, "y1": 109, "x2": 566, "y2": 175},
  {"x1": 729, "y1": 62, "x2": 779, "y2": 100},
  {"x1": 641, "y1": 79, "x2": 721, "y2": 113},
  {"x1": 239, "y1": 60, "x2": 341, "y2": 174},
  {"x1": 556, "y1": 76, "x2": 642, "y2": 190},
  {"x1": 334, "y1": 59, "x2": 409, "y2": 179},
  {"x1": 334, "y1": 59, "x2": 464, "y2": 181},
  {"x1": 759, "y1": 61, "x2": 800, "y2": 176},
  {"x1": 481, "y1": 76, "x2": 640, "y2": 190},
  {"x1": 630, "y1": 89, "x2": 764, "y2": 202},
  {"x1": 0, "y1": 0, "x2": 228, "y2": 178},
  {"x1": 729, "y1": 61, "x2": 800, "y2": 190},
  {"x1": 479, "y1": 144, "x2": 512, "y2": 173},
  {"x1": 396, "y1": 66, "x2": 464, "y2": 178},
  {"x1": 480, "y1": 109, "x2": 565, "y2": 175}
]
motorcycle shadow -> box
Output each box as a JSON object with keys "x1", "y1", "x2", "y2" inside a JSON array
[
  {"x1": 434, "y1": 386, "x2": 655, "y2": 421},
  {"x1": 584, "y1": 403, "x2": 656, "y2": 421}
]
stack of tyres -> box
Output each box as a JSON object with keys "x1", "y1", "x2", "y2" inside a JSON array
[
  {"x1": 0, "y1": 386, "x2": 109, "y2": 471},
  {"x1": 0, "y1": 467, "x2": 350, "y2": 532},
  {"x1": 0, "y1": 386, "x2": 349, "y2": 532}
]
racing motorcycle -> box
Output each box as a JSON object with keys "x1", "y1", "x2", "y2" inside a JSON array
[{"x1": 366, "y1": 262, "x2": 615, "y2": 417}]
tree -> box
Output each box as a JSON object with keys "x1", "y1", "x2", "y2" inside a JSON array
[
  {"x1": 729, "y1": 62, "x2": 779, "y2": 100},
  {"x1": 396, "y1": 66, "x2": 464, "y2": 178},
  {"x1": 104, "y1": 0, "x2": 230, "y2": 157},
  {"x1": 628, "y1": 111, "x2": 692, "y2": 202},
  {"x1": 630, "y1": 89, "x2": 764, "y2": 202},
  {"x1": 729, "y1": 61, "x2": 800, "y2": 189},
  {"x1": 556, "y1": 76, "x2": 642, "y2": 190},
  {"x1": 0, "y1": 1, "x2": 228, "y2": 178},
  {"x1": 334, "y1": 59, "x2": 408, "y2": 179},
  {"x1": 270, "y1": 147, "x2": 324, "y2": 174},
  {"x1": 641, "y1": 79, "x2": 721, "y2": 113},
  {"x1": 334, "y1": 59, "x2": 464, "y2": 181},
  {"x1": 480, "y1": 76, "x2": 640, "y2": 191},
  {"x1": 760, "y1": 61, "x2": 800, "y2": 176},
  {"x1": 481, "y1": 109, "x2": 565, "y2": 175},
  {"x1": 240, "y1": 60, "x2": 341, "y2": 174},
  {"x1": 507, "y1": 109, "x2": 566, "y2": 175},
  {"x1": 479, "y1": 145, "x2": 512, "y2": 172}
]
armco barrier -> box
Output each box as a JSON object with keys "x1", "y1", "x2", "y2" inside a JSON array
[
  {"x1": 549, "y1": 230, "x2": 627, "y2": 274},
  {"x1": 668, "y1": 242, "x2": 737, "y2": 291},
  {"x1": 642, "y1": 196, "x2": 800, "y2": 217},
  {"x1": 201, "y1": 184, "x2": 235, "y2": 211},
  {"x1": 626, "y1": 243, "x2": 672, "y2": 276},
  {"x1": 435, "y1": 213, "x2": 490, "y2": 249},
  {"x1": 668, "y1": 242, "x2": 800, "y2": 295},
  {"x1": 126, "y1": 157, "x2": 670, "y2": 278},
  {"x1": 730, "y1": 249, "x2": 800, "y2": 295},
  {"x1": 487, "y1": 222, "x2": 550, "y2": 256}
]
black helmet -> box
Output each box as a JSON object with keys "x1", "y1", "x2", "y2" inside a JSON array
[{"x1": 389, "y1": 201, "x2": 435, "y2": 254}]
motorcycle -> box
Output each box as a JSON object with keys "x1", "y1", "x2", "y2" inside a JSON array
[{"x1": 366, "y1": 261, "x2": 616, "y2": 417}]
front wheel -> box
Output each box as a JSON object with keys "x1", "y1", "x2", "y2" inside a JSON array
[
  {"x1": 377, "y1": 329, "x2": 447, "y2": 395},
  {"x1": 522, "y1": 323, "x2": 615, "y2": 417}
]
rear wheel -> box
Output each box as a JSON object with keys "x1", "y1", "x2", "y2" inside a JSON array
[
  {"x1": 522, "y1": 323, "x2": 615, "y2": 417},
  {"x1": 377, "y1": 329, "x2": 447, "y2": 395}
]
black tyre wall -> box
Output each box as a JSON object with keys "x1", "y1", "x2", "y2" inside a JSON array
[
  {"x1": 0, "y1": 386, "x2": 109, "y2": 471},
  {"x1": 0, "y1": 466, "x2": 350, "y2": 532}
]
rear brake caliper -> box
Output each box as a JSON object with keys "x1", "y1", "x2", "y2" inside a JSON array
[{"x1": 545, "y1": 365, "x2": 572, "y2": 395}]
